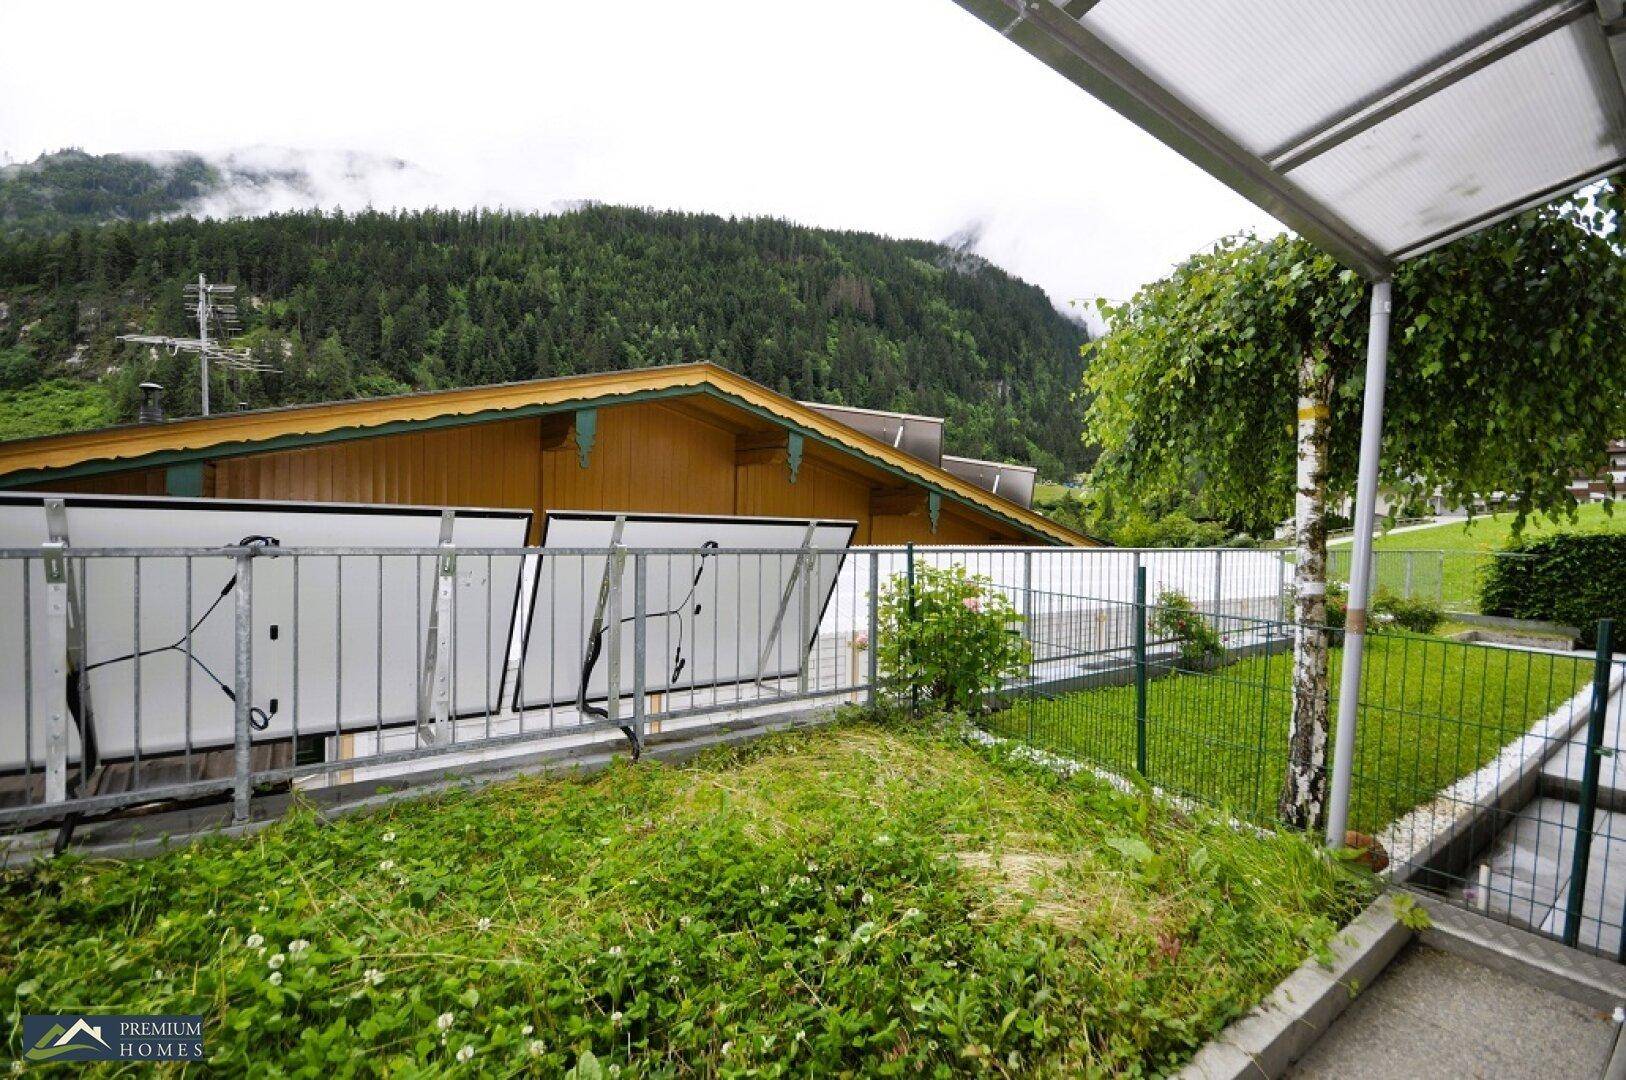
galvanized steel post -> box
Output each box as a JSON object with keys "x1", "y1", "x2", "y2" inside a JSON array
[
  {"x1": 232, "y1": 548, "x2": 255, "y2": 824},
  {"x1": 632, "y1": 552, "x2": 647, "y2": 748},
  {"x1": 41, "y1": 542, "x2": 69, "y2": 805},
  {"x1": 1326, "y1": 279, "x2": 1392, "y2": 849}
]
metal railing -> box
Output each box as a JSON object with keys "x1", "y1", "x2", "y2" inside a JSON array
[
  {"x1": 0, "y1": 543, "x2": 1295, "y2": 833},
  {"x1": 5, "y1": 539, "x2": 1620, "y2": 961},
  {"x1": 1324, "y1": 547, "x2": 1535, "y2": 613},
  {"x1": 992, "y1": 583, "x2": 1622, "y2": 959}
]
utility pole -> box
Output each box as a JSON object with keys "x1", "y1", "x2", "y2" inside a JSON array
[
  {"x1": 117, "y1": 274, "x2": 274, "y2": 417},
  {"x1": 196, "y1": 274, "x2": 211, "y2": 416}
]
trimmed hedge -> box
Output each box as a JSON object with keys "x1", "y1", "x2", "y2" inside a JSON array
[{"x1": 1479, "y1": 532, "x2": 1626, "y2": 647}]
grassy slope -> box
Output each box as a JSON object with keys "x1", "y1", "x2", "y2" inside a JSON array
[
  {"x1": 0, "y1": 378, "x2": 116, "y2": 441},
  {"x1": 1333, "y1": 502, "x2": 1622, "y2": 553},
  {"x1": 1330, "y1": 502, "x2": 1622, "y2": 609},
  {"x1": 989, "y1": 634, "x2": 1591, "y2": 834},
  {"x1": 0, "y1": 722, "x2": 1370, "y2": 1076}
]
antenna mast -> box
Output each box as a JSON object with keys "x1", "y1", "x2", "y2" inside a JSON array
[{"x1": 117, "y1": 274, "x2": 277, "y2": 417}]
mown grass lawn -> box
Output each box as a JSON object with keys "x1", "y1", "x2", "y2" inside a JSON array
[
  {"x1": 0, "y1": 721, "x2": 1371, "y2": 1077},
  {"x1": 989, "y1": 634, "x2": 1592, "y2": 834}
]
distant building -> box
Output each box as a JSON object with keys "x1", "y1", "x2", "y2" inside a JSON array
[
  {"x1": 1568, "y1": 439, "x2": 1626, "y2": 503},
  {"x1": 0, "y1": 363, "x2": 1093, "y2": 547}
]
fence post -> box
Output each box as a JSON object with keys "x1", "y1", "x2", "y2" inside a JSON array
[
  {"x1": 1212, "y1": 549, "x2": 1223, "y2": 617},
  {"x1": 632, "y1": 552, "x2": 647, "y2": 749},
  {"x1": 906, "y1": 542, "x2": 918, "y2": 714},
  {"x1": 1563, "y1": 618, "x2": 1614, "y2": 948},
  {"x1": 866, "y1": 552, "x2": 879, "y2": 707},
  {"x1": 41, "y1": 542, "x2": 69, "y2": 806},
  {"x1": 1021, "y1": 549, "x2": 1034, "y2": 647},
  {"x1": 1135, "y1": 564, "x2": 1148, "y2": 777},
  {"x1": 232, "y1": 548, "x2": 255, "y2": 824}
]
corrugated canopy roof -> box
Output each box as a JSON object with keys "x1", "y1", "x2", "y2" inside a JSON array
[{"x1": 956, "y1": 0, "x2": 1626, "y2": 277}]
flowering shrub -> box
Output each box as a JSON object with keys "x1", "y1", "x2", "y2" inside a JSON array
[
  {"x1": 875, "y1": 562, "x2": 1028, "y2": 712},
  {"x1": 1149, "y1": 589, "x2": 1224, "y2": 669}
]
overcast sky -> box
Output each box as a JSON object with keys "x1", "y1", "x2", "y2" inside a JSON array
[{"x1": 0, "y1": 0, "x2": 1282, "y2": 314}]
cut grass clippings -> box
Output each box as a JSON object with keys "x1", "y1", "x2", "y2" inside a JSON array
[
  {"x1": 0, "y1": 720, "x2": 1373, "y2": 1077},
  {"x1": 989, "y1": 632, "x2": 1592, "y2": 834}
]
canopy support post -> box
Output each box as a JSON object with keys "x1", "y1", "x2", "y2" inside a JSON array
[{"x1": 1325, "y1": 279, "x2": 1392, "y2": 848}]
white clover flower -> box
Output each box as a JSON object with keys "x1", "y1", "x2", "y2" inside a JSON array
[
  {"x1": 257, "y1": 903, "x2": 268, "y2": 913},
  {"x1": 610, "y1": 1011, "x2": 623, "y2": 1025},
  {"x1": 476, "y1": 917, "x2": 492, "y2": 932},
  {"x1": 795, "y1": 1030, "x2": 806, "y2": 1042},
  {"x1": 245, "y1": 932, "x2": 265, "y2": 949},
  {"x1": 288, "y1": 939, "x2": 310, "y2": 955},
  {"x1": 679, "y1": 915, "x2": 692, "y2": 927},
  {"x1": 437, "y1": 1012, "x2": 455, "y2": 1031},
  {"x1": 607, "y1": 945, "x2": 623, "y2": 957},
  {"x1": 759, "y1": 884, "x2": 771, "y2": 895},
  {"x1": 806, "y1": 861, "x2": 819, "y2": 873},
  {"x1": 812, "y1": 934, "x2": 827, "y2": 946},
  {"x1": 943, "y1": 959, "x2": 958, "y2": 969},
  {"x1": 904, "y1": 907, "x2": 922, "y2": 919},
  {"x1": 364, "y1": 968, "x2": 385, "y2": 987},
  {"x1": 521, "y1": 1024, "x2": 534, "y2": 1036},
  {"x1": 456, "y1": 1045, "x2": 474, "y2": 1063},
  {"x1": 721, "y1": 1041, "x2": 733, "y2": 1055},
  {"x1": 874, "y1": 834, "x2": 892, "y2": 846},
  {"x1": 382, "y1": 831, "x2": 396, "y2": 843},
  {"x1": 268, "y1": 971, "x2": 283, "y2": 986},
  {"x1": 528, "y1": 1039, "x2": 546, "y2": 1057},
  {"x1": 268, "y1": 953, "x2": 285, "y2": 970},
  {"x1": 379, "y1": 859, "x2": 396, "y2": 872},
  {"x1": 860, "y1": 892, "x2": 874, "y2": 906}
]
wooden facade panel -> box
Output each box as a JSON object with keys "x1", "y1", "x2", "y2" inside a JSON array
[
  {"x1": 735, "y1": 457, "x2": 873, "y2": 544},
  {"x1": 210, "y1": 418, "x2": 543, "y2": 524},
  {"x1": 540, "y1": 402, "x2": 735, "y2": 516},
  {"x1": 19, "y1": 466, "x2": 167, "y2": 497},
  {"x1": 15, "y1": 400, "x2": 1060, "y2": 547}
]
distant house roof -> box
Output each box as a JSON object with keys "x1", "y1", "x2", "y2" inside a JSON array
[{"x1": 0, "y1": 362, "x2": 1096, "y2": 546}]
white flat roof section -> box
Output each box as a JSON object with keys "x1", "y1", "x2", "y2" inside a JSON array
[{"x1": 956, "y1": 0, "x2": 1626, "y2": 276}]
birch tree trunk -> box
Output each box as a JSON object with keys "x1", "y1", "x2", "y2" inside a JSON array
[{"x1": 1279, "y1": 349, "x2": 1332, "y2": 829}]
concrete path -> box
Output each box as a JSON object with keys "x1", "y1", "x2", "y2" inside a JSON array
[
  {"x1": 1289, "y1": 944, "x2": 1619, "y2": 1079},
  {"x1": 1328, "y1": 516, "x2": 1462, "y2": 545}
]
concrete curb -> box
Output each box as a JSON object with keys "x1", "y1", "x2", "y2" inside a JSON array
[{"x1": 1177, "y1": 895, "x2": 1413, "y2": 1080}]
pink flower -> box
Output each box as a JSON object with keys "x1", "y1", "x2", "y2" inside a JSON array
[
  {"x1": 852, "y1": 634, "x2": 869, "y2": 651},
  {"x1": 962, "y1": 596, "x2": 981, "y2": 613}
]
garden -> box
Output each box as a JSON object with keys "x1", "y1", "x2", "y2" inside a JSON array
[
  {"x1": 988, "y1": 633, "x2": 1592, "y2": 833},
  {"x1": 0, "y1": 720, "x2": 1372, "y2": 1076}
]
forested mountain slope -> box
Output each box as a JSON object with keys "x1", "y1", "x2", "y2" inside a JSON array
[{"x1": 0, "y1": 154, "x2": 1093, "y2": 475}]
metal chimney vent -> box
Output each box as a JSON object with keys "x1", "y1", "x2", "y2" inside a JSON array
[{"x1": 137, "y1": 382, "x2": 165, "y2": 424}]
